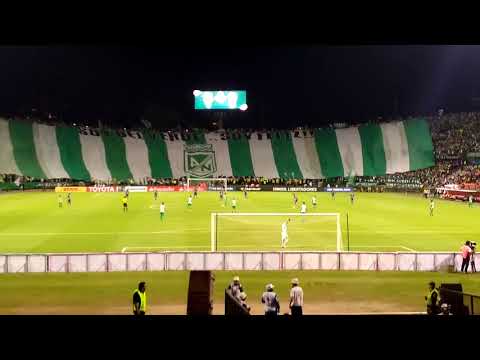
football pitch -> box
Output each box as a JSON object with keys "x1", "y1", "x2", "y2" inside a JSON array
[{"x1": 0, "y1": 191, "x2": 478, "y2": 253}]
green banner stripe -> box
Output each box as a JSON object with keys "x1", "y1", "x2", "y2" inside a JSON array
[
  {"x1": 56, "y1": 126, "x2": 91, "y2": 181},
  {"x1": 358, "y1": 124, "x2": 386, "y2": 176},
  {"x1": 314, "y1": 128, "x2": 344, "y2": 178},
  {"x1": 271, "y1": 132, "x2": 303, "y2": 179},
  {"x1": 101, "y1": 133, "x2": 133, "y2": 181},
  {"x1": 227, "y1": 136, "x2": 255, "y2": 177},
  {"x1": 143, "y1": 132, "x2": 173, "y2": 178},
  {"x1": 403, "y1": 118, "x2": 435, "y2": 171},
  {"x1": 8, "y1": 121, "x2": 46, "y2": 179}
]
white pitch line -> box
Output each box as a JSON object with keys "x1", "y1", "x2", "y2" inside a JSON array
[
  {"x1": 121, "y1": 247, "x2": 127, "y2": 253},
  {"x1": 400, "y1": 246, "x2": 416, "y2": 252}
]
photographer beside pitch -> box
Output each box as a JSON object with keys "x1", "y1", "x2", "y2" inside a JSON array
[
  {"x1": 460, "y1": 241, "x2": 473, "y2": 273},
  {"x1": 470, "y1": 241, "x2": 477, "y2": 273}
]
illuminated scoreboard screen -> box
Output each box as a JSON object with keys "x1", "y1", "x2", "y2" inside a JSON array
[{"x1": 194, "y1": 90, "x2": 248, "y2": 111}]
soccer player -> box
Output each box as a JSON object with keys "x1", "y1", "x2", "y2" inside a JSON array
[
  {"x1": 122, "y1": 196, "x2": 128, "y2": 212},
  {"x1": 293, "y1": 193, "x2": 298, "y2": 208},
  {"x1": 244, "y1": 188, "x2": 248, "y2": 199},
  {"x1": 429, "y1": 198, "x2": 434, "y2": 216},
  {"x1": 311, "y1": 195, "x2": 317, "y2": 208},
  {"x1": 125, "y1": 188, "x2": 129, "y2": 198},
  {"x1": 160, "y1": 202, "x2": 166, "y2": 221},
  {"x1": 331, "y1": 189, "x2": 335, "y2": 199},
  {"x1": 58, "y1": 195, "x2": 63, "y2": 208},
  {"x1": 187, "y1": 194, "x2": 193, "y2": 208},
  {"x1": 281, "y1": 218, "x2": 290, "y2": 248},
  {"x1": 154, "y1": 190, "x2": 158, "y2": 201},
  {"x1": 469, "y1": 195, "x2": 473, "y2": 208},
  {"x1": 224, "y1": 191, "x2": 228, "y2": 207},
  {"x1": 300, "y1": 201, "x2": 307, "y2": 223},
  {"x1": 194, "y1": 186, "x2": 198, "y2": 198},
  {"x1": 67, "y1": 193, "x2": 72, "y2": 206},
  {"x1": 232, "y1": 198, "x2": 237, "y2": 212},
  {"x1": 350, "y1": 192, "x2": 355, "y2": 205},
  {"x1": 220, "y1": 190, "x2": 224, "y2": 201}
]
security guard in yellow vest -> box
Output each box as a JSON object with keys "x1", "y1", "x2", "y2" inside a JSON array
[
  {"x1": 425, "y1": 281, "x2": 440, "y2": 315},
  {"x1": 133, "y1": 282, "x2": 147, "y2": 315}
]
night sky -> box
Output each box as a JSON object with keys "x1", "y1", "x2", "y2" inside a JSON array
[{"x1": 1, "y1": 46, "x2": 480, "y2": 129}]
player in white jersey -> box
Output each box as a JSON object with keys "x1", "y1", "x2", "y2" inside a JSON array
[
  {"x1": 187, "y1": 194, "x2": 193, "y2": 208},
  {"x1": 281, "y1": 219, "x2": 290, "y2": 248},
  {"x1": 429, "y1": 199, "x2": 434, "y2": 216},
  {"x1": 160, "y1": 202, "x2": 166, "y2": 221},
  {"x1": 311, "y1": 195, "x2": 317, "y2": 208},
  {"x1": 58, "y1": 195, "x2": 63, "y2": 208},
  {"x1": 231, "y1": 198, "x2": 237, "y2": 212},
  {"x1": 300, "y1": 201, "x2": 307, "y2": 223}
]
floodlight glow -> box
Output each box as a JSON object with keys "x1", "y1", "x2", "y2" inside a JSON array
[
  {"x1": 239, "y1": 104, "x2": 248, "y2": 111},
  {"x1": 193, "y1": 90, "x2": 202, "y2": 97}
]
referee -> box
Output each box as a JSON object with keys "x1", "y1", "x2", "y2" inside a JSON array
[
  {"x1": 289, "y1": 278, "x2": 304, "y2": 316},
  {"x1": 133, "y1": 282, "x2": 147, "y2": 316}
]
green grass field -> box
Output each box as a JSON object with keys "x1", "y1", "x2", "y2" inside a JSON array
[
  {"x1": 1, "y1": 271, "x2": 479, "y2": 314},
  {"x1": 0, "y1": 191, "x2": 478, "y2": 253}
]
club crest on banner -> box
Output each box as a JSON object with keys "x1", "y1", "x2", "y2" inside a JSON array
[{"x1": 184, "y1": 144, "x2": 217, "y2": 177}]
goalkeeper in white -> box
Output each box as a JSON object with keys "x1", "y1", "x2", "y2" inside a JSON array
[
  {"x1": 281, "y1": 219, "x2": 290, "y2": 248},
  {"x1": 300, "y1": 201, "x2": 307, "y2": 223}
]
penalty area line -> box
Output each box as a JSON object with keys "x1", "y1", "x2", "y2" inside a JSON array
[{"x1": 400, "y1": 246, "x2": 416, "y2": 252}]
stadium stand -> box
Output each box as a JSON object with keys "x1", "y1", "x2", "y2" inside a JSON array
[{"x1": 1, "y1": 111, "x2": 479, "y2": 195}]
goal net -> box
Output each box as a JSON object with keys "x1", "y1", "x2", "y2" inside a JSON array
[
  {"x1": 187, "y1": 178, "x2": 228, "y2": 192},
  {"x1": 210, "y1": 212, "x2": 342, "y2": 252}
]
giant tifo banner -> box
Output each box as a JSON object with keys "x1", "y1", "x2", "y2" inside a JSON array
[{"x1": 0, "y1": 118, "x2": 435, "y2": 181}]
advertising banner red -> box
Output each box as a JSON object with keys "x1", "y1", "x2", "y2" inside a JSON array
[{"x1": 147, "y1": 185, "x2": 186, "y2": 192}]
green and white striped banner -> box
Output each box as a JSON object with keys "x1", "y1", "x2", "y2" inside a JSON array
[{"x1": 0, "y1": 118, "x2": 434, "y2": 181}]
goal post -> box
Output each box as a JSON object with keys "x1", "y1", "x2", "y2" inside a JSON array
[
  {"x1": 187, "y1": 178, "x2": 228, "y2": 192},
  {"x1": 210, "y1": 212, "x2": 343, "y2": 252}
]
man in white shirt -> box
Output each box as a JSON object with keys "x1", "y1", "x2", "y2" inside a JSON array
[
  {"x1": 289, "y1": 278, "x2": 304, "y2": 316},
  {"x1": 187, "y1": 194, "x2": 193, "y2": 208},
  {"x1": 231, "y1": 198, "x2": 237, "y2": 212},
  {"x1": 261, "y1": 284, "x2": 280, "y2": 316},
  {"x1": 160, "y1": 202, "x2": 166, "y2": 221},
  {"x1": 281, "y1": 219, "x2": 290, "y2": 248},
  {"x1": 300, "y1": 201, "x2": 307, "y2": 223},
  {"x1": 311, "y1": 195, "x2": 317, "y2": 208},
  {"x1": 429, "y1": 199, "x2": 434, "y2": 216}
]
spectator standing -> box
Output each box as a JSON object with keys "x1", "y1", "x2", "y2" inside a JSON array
[
  {"x1": 261, "y1": 284, "x2": 280, "y2": 317},
  {"x1": 238, "y1": 286, "x2": 251, "y2": 313},
  {"x1": 289, "y1": 278, "x2": 304, "y2": 316},
  {"x1": 461, "y1": 241, "x2": 472, "y2": 273},
  {"x1": 425, "y1": 281, "x2": 440, "y2": 315},
  {"x1": 133, "y1": 282, "x2": 147, "y2": 316},
  {"x1": 228, "y1": 276, "x2": 241, "y2": 299},
  {"x1": 438, "y1": 303, "x2": 452, "y2": 315}
]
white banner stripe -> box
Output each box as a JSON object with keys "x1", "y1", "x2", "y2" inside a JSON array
[
  {"x1": 79, "y1": 134, "x2": 112, "y2": 181},
  {"x1": 335, "y1": 127, "x2": 364, "y2": 176},
  {"x1": 123, "y1": 136, "x2": 151, "y2": 182},
  {"x1": 165, "y1": 139, "x2": 185, "y2": 179},
  {"x1": 249, "y1": 133, "x2": 279, "y2": 178},
  {"x1": 206, "y1": 132, "x2": 233, "y2": 177},
  {"x1": 0, "y1": 118, "x2": 21, "y2": 175},
  {"x1": 291, "y1": 134, "x2": 323, "y2": 179},
  {"x1": 33, "y1": 124, "x2": 69, "y2": 179},
  {"x1": 381, "y1": 122, "x2": 410, "y2": 174}
]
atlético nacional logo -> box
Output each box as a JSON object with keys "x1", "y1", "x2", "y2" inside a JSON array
[{"x1": 184, "y1": 144, "x2": 217, "y2": 177}]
